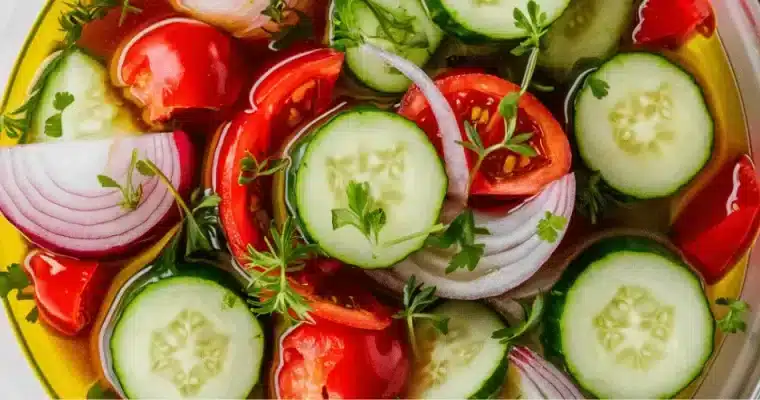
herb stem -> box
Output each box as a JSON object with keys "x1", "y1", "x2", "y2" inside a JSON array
[
  {"x1": 406, "y1": 315, "x2": 419, "y2": 357},
  {"x1": 383, "y1": 223, "x2": 446, "y2": 247},
  {"x1": 520, "y1": 47, "x2": 540, "y2": 97},
  {"x1": 142, "y1": 160, "x2": 193, "y2": 217}
]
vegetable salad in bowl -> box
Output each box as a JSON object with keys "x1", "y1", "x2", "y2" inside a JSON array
[{"x1": 0, "y1": 0, "x2": 756, "y2": 398}]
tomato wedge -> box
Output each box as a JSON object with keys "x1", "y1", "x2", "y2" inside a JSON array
[
  {"x1": 632, "y1": 0, "x2": 715, "y2": 48},
  {"x1": 398, "y1": 73, "x2": 571, "y2": 198},
  {"x1": 215, "y1": 48, "x2": 393, "y2": 330},
  {"x1": 272, "y1": 317, "x2": 410, "y2": 399},
  {"x1": 23, "y1": 250, "x2": 111, "y2": 336},
  {"x1": 672, "y1": 155, "x2": 760, "y2": 284}
]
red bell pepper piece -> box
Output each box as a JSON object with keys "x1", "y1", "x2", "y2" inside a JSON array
[
  {"x1": 672, "y1": 155, "x2": 760, "y2": 284},
  {"x1": 23, "y1": 250, "x2": 111, "y2": 336},
  {"x1": 633, "y1": 0, "x2": 715, "y2": 48}
]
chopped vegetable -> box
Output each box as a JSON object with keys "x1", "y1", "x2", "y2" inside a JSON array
[
  {"x1": 632, "y1": 0, "x2": 714, "y2": 48},
  {"x1": 508, "y1": 346, "x2": 585, "y2": 399}
]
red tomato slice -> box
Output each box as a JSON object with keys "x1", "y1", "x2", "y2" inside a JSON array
[
  {"x1": 215, "y1": 48, "x2": 392, "y2": 330},
  {"x1": 112, "y1": 17, "x2": 245, "y2": 125},
  {"x1": 632, "y1": 0, "x2": 715, "y2": 48},
  {"x1": 672, "y1": 155, "x2": 760, "y2": 284},
  {"x1": 398, "y1": 73, "x2": 572, "y2": 197},
  {"x1": 273, "y1": 317, "x2": 410, "y2": 399},
  {"x1": 23, "y1": 250, "x2": 111, "y2": 336}
]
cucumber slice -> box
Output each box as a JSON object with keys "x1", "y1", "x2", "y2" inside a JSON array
[
  {"x1": 110, "y1": 274, "x2": 264, "y2": 399},
  {"x1": 29, "y1": 49, "x2": 141, "y2": 143},
  {"x1": 574, "y1": 53, "x2": 714, "y2": 199},
  {"x1": 330, "y1": 0, "x2": 444, "y2": 93},
  {"x1": 294, "y1": 108, "x2": 447, "y2": 268},
  {"x1": 409, "y1": 301, "x2": 509, "y2": 399},
  {"x1": 424, "y1": 0, "x2": 570, "y2": 42},
  {"x1": 539, "y1": 0, "x2": 635, "y2": 82},
  {"x1": 543, "y1": 236, "x2": 714, "y2": 399}
]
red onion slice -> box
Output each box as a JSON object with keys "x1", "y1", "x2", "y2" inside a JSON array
[
  {"x1": 360, "y1": 43, "x2": 470, "y2": 211},
  {"x1": 509, "y1": 346, "x2": 585, "y2": 399},
  {"x1": 0, "y1": 132, "x2": 195, "y2": 259},
  {"x1": 367, "y1": 174, "x2": 576, "y2": 299}
]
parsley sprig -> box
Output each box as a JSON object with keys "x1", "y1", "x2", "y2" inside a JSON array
[
  {"x1": 456, "y1": 1, "x2": 548, "y2": 191},
  {"x1": 425, "y1": 210, "x2": 490, "y2": 274},
  {"x1": 0, "y1": 263, "x2": 37, "y2": 323},
  {"x1": 587, "y1": 76, "x2": 610, "y2": 99},
  {"x1": 98, "y1": 149, "x2": 143, "y2": 211},
  {"x1": 0, "y1": 0, "x2": 140, "y2": 142},
  {"x1": 332, "y1": 0, "x2": 427, "y2": 50},
  {"x1": 44, "y1": 92, "x2": 75, "y2": 138},
  {"x1": 492, "y1": 294, "x2": 544, "y2": 343},
  {"x1": 716, "y1": 297, "x2": 749, "y2": 334},
  {"x1": 576, "y1": 170, "x2": 627, "y2": 224},
  {"x1": 393, "y1": 276, "x2": 449, "y2": 357},
  {"x1": 536, "y1": 211, "x2": 567, "y2": 243},
  {"x1": 238, "y1": 152, "x2": 290, "y2": 185},
  {"x1": 136, "y1": 158, "x2": 219, "y2": 257},
  {"x1": 246, "y1": 218, "x2": 316, "y2": 325},
  {"x1": 332, "y1": 181, "x2": 388, "y2": 249}
]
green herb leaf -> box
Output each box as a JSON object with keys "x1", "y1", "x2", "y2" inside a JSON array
[
  {"x1": 498, "y1": 92, "x2": 521, "y2": 121},
  {"x1": 331, "y1": 181, "x2": 387, "y2": 247},
  {"x1": 587, "y1": 76, "x2": 610, "y2": 99},
  {"x1": 393, "y1": 276, "x2": 450, "y2": 357},
  {"x1": 0, "y1": 264, "x2": 36, "y2": 324},
  {"x1": 331, "y1": 0, "x2": 427, "y2": 50},
  {"x1": 262, "y1": 0, "x2": 287, "y2": 23},
  {"x1": 43, "y1": 114, "x2": 64, "y2": 138},
  {"x1": 425, "y1": 210, "x2": 488, "y2": 274},
  {"x1": 537, "y1": 211, "x2": 567, "y2": 243},
  {"x1": 97, "y1": 175, "x2": 120, "y2": 189},
  {"x1": 246, "y1": 218, "x2": 317, "y2": 325},
  {"x1": 53, "y1": 92, "x2": 75, "y2": 111},
  {"x1": 25, "y1": 307, "x2": 39, "y2": 323},
  {"x1": 506, "y1": 144, "x2": 538, "y2": 157},
  {"x1": 576, "y1": 170, "x2": 627, "y2": 224},
  {"x1": 239, "y1": 151, "x2": 290, "y2": 185},
  {"x1": 492, "y1": 294, "x2": 545, "y2": 343},
  {"x1": 135, "y1": 160, "x2": 156, "y2": 176},
  {"x1": 716, "y1": 297, "x2": 749, "y2": 334},
  {"x1": 221, "y1": 291, "x2": 238, "y2": 310},
  {"x1": 60, "y1": 0, "x2": 142, "y2": 45}
]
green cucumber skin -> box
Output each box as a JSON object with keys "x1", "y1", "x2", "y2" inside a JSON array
[
  {"x1": 574, "y1": 52, "x2": 715, "y2": 200},
  {"x1": 469, "y1": 351, "x2": 509, "y2": 399},
  {"x1": 541, "y1": 235, "x2": 715, "y2": 399},
  {"x1": 423, "y1": 0, "x2": 492, "y2": 44}
]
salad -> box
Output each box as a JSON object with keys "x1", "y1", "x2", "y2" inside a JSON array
[{"x1": 0, "y1": 0, "x2": 756, "y2": 398}]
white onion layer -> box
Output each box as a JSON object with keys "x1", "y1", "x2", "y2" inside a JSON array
[
  {"x1": 367, "y1": 173, "x2": 576, "y2": 299},
  {"x1": 0, "y1": 133, "x2": 187, "y2": 257}
]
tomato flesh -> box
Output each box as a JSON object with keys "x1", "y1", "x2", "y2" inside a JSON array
[
  {"x1": 23, "y1": 250, "x2": 110, "y2": 336},
  {"x1": 275, "y1": 317, "x2": 410, "y2": 399},
  {"x1": 672, "y1": 155, "x2": 760, "y2": 283},
  {"x1": 633, "y1": 0, "x2": 715, "y2": 48},
  {"x1": 399, "y1": 73, "x2": 571, "y2": 198}
]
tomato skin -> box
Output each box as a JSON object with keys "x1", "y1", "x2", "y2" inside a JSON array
[
  {"x1": 113, "y1": 17, "x2": 245, "y2": 125},
  {"x1": 672, "y1": 155, "x2": 760, "y2": 283},
  {"x1": 274, "y1": 317, "x2": 410, "y2": 399},
  {"x1": 399, "y1": 73, "x2": 572, "y2": 197},
  {"x1": 633, "y1": 0, "x2": 714, "y2": 48},
  {"x1": 23, "y1": 250, "x2": 110, "y2": 336}
]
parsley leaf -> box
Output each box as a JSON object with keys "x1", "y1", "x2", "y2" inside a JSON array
[
  {"x1": 267, "y1": 10, "x2": 314, "y2": 51},
  {"x1": 0, "y1": 264, "x2": 37, "y2": 324},
  {"x1": 576, "y1": 170, "x2": 627, "y2": 224},
  {"x1": 246, "y1": 218, "x2": 317, "y2": 325},
  {"x1": 238, "y1": 151, "x2": 290, "y2": 185},
  {"x1": 331, "y1": 181, "x2": 387, "y2": 247},
  {"x1": 262, "y1": 0, "x2": 288, "y2": 23},
  {"x1": 331, "y1": 0, "x2": 427, "y2": 50},
  {"x1": 393, "y1": 276, "x2": 449, "y2": 357},
  {"x1": 537, "y1": 211, "x2": 567, "y2": 243},
  {"x1": 716, "y1": 297, "x2": 749, "y2": 334},
  {"x1": 425, "y1": 209, "x2": 489, "y2": 274},
  {"x1": 587, "y1": 76, "x2": 610, "y2": 99},
  {"x1": 43, "y1": 91, "x2": 75, "y2": 138},
  {"x1": 492, "y1": 294, "x2": 545, "y2": 343},
  {"x1": 98, "y1": 149, "x2": 143, "y2": 211},
  {"x1": 53, "y1": 91, "x2": 75, "y2": 110}
]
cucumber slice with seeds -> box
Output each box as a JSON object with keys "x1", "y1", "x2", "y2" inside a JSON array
[
  {"x1": 295, "y1": 108, "x2": 446, "y2": 269},
  {"x1": 574, "y1": 52, "x2": 714, "y2": 199},
  {"x1": 539, "y1": 0, "x2": 635, "y2": 81},
  {"x1": 543, "y1": 236, "x2": 714, "y2": 399},
  {"x1": 423, "y1": 0, "x2": 570, "y2": 42},
  {"x1": 409, "y1": 301, "x2": 509, "y2": 399},
  {"x1": 110, "y1": 273, "x2": 264, "y2": 399}
]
